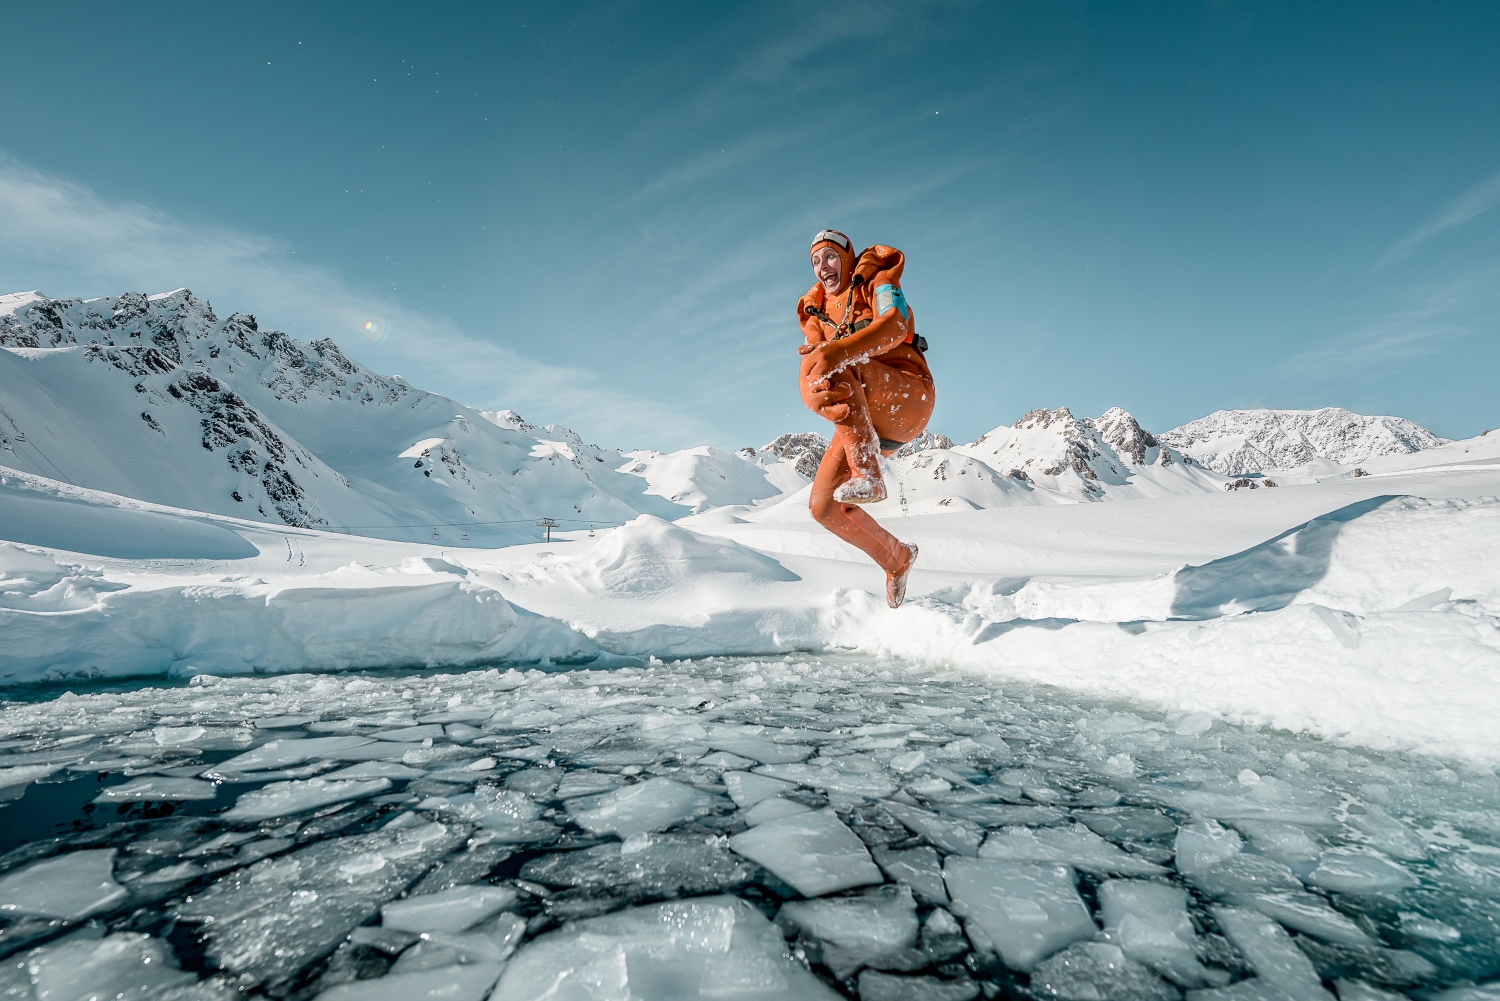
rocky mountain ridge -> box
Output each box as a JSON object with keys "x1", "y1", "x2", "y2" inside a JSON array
[
  {"x1": 0, "y1": 290, "x2": 805, "y2": 541},
  {"x1": 1160, "y1": 407, "x2": 1446, "y2": 475}
]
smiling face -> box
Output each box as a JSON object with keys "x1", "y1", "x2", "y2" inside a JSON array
[{"x1": 811, "y1": 246, "x2": 844, "y2": 293}]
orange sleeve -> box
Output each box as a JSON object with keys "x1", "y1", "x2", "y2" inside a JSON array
[{"x1": 798, "y1": 286, "x2": 829, "y2": 344}]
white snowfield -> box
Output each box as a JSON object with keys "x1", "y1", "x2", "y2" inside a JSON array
[
  {"x1": 4, "y1": 427, "x2": 1499, "y2": 763},
  {"x1": 3, "y1": 288, "x2": 1498, "y2": 766}
]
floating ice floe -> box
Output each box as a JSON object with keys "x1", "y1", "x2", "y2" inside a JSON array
[
  {"x1": 0, "y1": 931, "x2": 205, "y2": 1000},
  {"x1": 1096, "y1": 879, "x2": 1228, "y2": 988},
  {"x1": 317, "y1": 961, "x2": 505, "y2": 1001},
  {"x1": 881, "y1": 801, "x2": 982, "y2": 856},
  {"x1": 208, "y1": 735, "x2": 376, "y2": 776},
  {"x1": 977, "y1": 823, "x2": 1168, "y2": 876},
  {"x1": 1210, "y1": 906, "x2": 1334, "y2": 1001},
  {"x1": 723, "y1": 770, "x2": 796, "y2": 807},
  {"x1": 1028, "y1": 940, "x2": 1179, "y2": 1001},
  {"x1": 744, "y1": 796, "x2": 813, "y2": 826},
  {"x1": 942, "y1": 858, "x2": 1095, "y2": 972},
  {"x1": 566, "y1": 776, "x2": 715, "y2": 837},
  {"x1": 221, "y1": 777, "x2": 392, "y2": 822},
  {"x1": 380, "y1": 883, "x2": 520, "y2": 933},
  {"x1": 0, "y1": 849, "x2": 127, "y2": 921},
  {"x1": 729, "y1": 808, "x2": 883, "y2": 897},
  {"x1": 521, "y1": 833, "x2": 758, "y2": 898},
  {"x1": 95, "y1": 776, "x2": 218, "y2": 801},
  {"x1": 777, "y1": 885, "x2": 920, "y2": 978},
  {"x1": 492, "y1": 895, "x2": 840, "y2": 1000},
  {"x1": 175, "y1": 820, "x2": 464, "y2": 988},
  {"x1": 1304, "y1": 849, "x2": 1419, "y2": 894}
]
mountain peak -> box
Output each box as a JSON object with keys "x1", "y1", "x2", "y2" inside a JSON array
[{"x1": 1161, "y1": 407, "x2": 1446, "y2": 474}]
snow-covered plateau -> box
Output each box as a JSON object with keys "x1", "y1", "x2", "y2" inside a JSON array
[{"x1": 3, "y1": 288, "x2": 1500, "y2": 999}]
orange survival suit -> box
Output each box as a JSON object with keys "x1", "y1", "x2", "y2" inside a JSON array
[{"x1": 798, "y1": 233, "x2": 935, "y2": 602}]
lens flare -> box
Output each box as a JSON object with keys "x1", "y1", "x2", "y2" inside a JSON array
[{"x1": 355, "y1": 316, "x2": 390, "y2": 342}]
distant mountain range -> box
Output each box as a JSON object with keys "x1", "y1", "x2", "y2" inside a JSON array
[
  {"x1": 1, "y1": 289, "x2": 1454, "y2": 540},
  {"x1": 1160, "y1": 408, "x2": 1447, "y2": 475}
]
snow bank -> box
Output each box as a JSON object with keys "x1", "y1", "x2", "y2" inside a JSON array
[
  {"x1": 3, "y1": 449, "x2": 1498, "y2": 764},
  {"x1": 842, "y1": 496, "x2": 1500, "y2": 762}
]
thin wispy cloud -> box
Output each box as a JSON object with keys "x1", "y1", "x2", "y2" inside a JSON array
[
  {"x1": 1375, "y1": 167, "x2": 1500, "y2": 269},
  {"x1": 0, "y1": 154, "x2": 719, "y2": 448},
  {"x1": 1282, "y1": 257, "x2": 1500, "y2": 374}
]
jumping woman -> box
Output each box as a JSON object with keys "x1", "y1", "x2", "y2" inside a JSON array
[{"x1": 797, "y1": 229, "x2": 935, "y2": 608}]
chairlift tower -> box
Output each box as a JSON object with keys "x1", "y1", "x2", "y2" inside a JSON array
[{"x1": 536, "y1": 517, "x2": 558, "y2": 543}]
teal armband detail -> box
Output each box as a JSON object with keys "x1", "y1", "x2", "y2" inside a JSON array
[{"x1": 874, "y1": 284, "x2": 909, "y2": 321}]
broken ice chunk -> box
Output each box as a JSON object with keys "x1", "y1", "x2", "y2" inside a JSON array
[
  {"x1": 0, "y1": 848, "x2": 127, "y2": 920},
  {"x1": 978, "y1": 824, "x2": 1168, "y2": 876},
  {"x1": 210, "y1": 735, "x2": 375, "y2": 775},
  {"x1": 873, "y1": 845, "x2": 949, "y2": 905},
  {"x1": 1211, "y1": 906, "x2": 1335, "y2": 1001},
  {"x1": 1333, "y1": 980, "x2": 1408, "y2": 1001},
  {"x1": 2, "y1": 931, "x2": 196, "y2": 999},
  {"x1": 882, "y1": 801, "x2": 982, "y2": 856},
  {"x1": 755, "y1": 762, "x2": 897, "y2": 801},
  {"x1": 1232, "y1": 822, "x2": 1324, "y2": 879},
  {"x1": 94, "y1": 776, "x2": 218, "y2": 801},
  {"x1": 553, "y1": 769, "x2": 622, "y2": 799},
  {"x1": 566, "y1": 777, "x2": 714, "y2": 837},
  {"x1": 703, "y1": 724, "x2": 814, "y2": 764},
  {"x1": 493, "y1": 895, "x2": 840, "y2": 1000},
  {"x1": 1076, "y1": 807, "x2": 1179, "y2": 845},
  {"x1": 324, "y1": 761, "x2": 426, "y2": 780},
  {"x1": 777, "y1": 885, "x2": 919, "y2": 978},
  {"x1": 380, "y1": 883, "x2": 519, "y2": 933},
  {"x1": 1305, "y1": 850, "x2": 1418, "y2": 894},
  {"x1": 723, "y1": 770, "x2": 797, "y2": 808},
  {"x1": 1344, "y1": 805, "x2": 1427, "y2": 862},
  {"x1": 857, "y1": 969, "x2": 980, "y2": 1001},
  {"x1": 1028, "y1": 941, "x2": 1180, "y2": 1001},
  {"x1": 434, "y1": 787, "x2": 559, "y2": 844},
  {"x1": 1097, "y1": 879, "x2": 1226, "y2": 989},
  {"x1": 521, "y1": 833, "x2": 757, "y2": 897},
  {"x1": 221, "y1": 777, "x2": 391, "y2": 822},
  {"x1": 745, "y1": 796, "x2": 813, "y2": 826},
  {"x1": 370, "y1": 724, "x2": 447, "y2": 742},
  {"x1": 1189, "y1": 854, "x2": 1303, "y2": 899},
  {"x1": 1175, "y1": 820, "x2": 1244, "y2": 875},
  {"x1": 1186, "y1": 979, "x2": 1302, "y2": 1001},
  {"x1": 698, "y1": 751, "x2": 758, "y2": 769},
  {"x1": 1238, "y1": 893, "x2": 1376, "y2": 947},
  {"x1": 942, "y1": 858, "x2": 1095, "y2": 972},
  {"x1": 175, "y1": 821, "x2": 464, "y2": 988},
  {"x1": 0, "y1": 763, "x2": 67, "y2": 792},
  {"x1": 315, "y1": 961, "x2": 503, "y2": 1001},
  {"x1": 937, "y1": 802, "x2": 1067, "y2": 827},
  {"x1": 729, "y1": 808, "x2": 883, "y2": 897}
]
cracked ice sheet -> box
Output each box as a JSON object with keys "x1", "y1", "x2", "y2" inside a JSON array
[{"x1": 493, "y1": 895, "x2": 840, "y2": 1000}]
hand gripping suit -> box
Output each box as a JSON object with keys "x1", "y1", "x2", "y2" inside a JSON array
[{"x1": 798, "y1": 240, "x2": 935, "y2": 581}]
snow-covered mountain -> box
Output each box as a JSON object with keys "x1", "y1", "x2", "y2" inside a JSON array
[
  {"x1": 0, "y1": 290, "x2": 806, "y2": 544},
  {"x1": 1161, "y1": 408, "x2": 1446, "y2": 475},
  {"x1": 735, "y1": 406, "x2": 1227, "y2": 523}
]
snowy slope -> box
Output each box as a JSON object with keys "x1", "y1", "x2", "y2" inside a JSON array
[
  {"x1": 0, "y1": 291, "x2": 803, "y2": 543},
  {"x1": 1161, "y1": 407, "x2": 1447, "y2": 475},
  {"x1": 4, "y1": 450, "x2": 1499, "y2": 761}
]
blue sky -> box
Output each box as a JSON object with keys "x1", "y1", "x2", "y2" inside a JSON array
[{"x1": 2, "y1": 1, "x2": 1497, "y2": 449}]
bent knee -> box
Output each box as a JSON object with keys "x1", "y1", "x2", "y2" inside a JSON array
[{"x1": 808, "y1": 491, "x2": 843, "y2": 526}]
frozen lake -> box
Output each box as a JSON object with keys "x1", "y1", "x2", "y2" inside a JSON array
[{"x1": 1, "y1": 655, "x2": 1497, "y2": 1000}]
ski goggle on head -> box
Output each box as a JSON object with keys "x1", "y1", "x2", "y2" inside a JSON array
[{"x1": 810, "y1": 229, "x2": 852, "y2": 255}]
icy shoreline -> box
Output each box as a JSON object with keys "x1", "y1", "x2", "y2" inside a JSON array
[{"x1": 4, "y1": 454, "x2": 1500, "y2": 765}]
